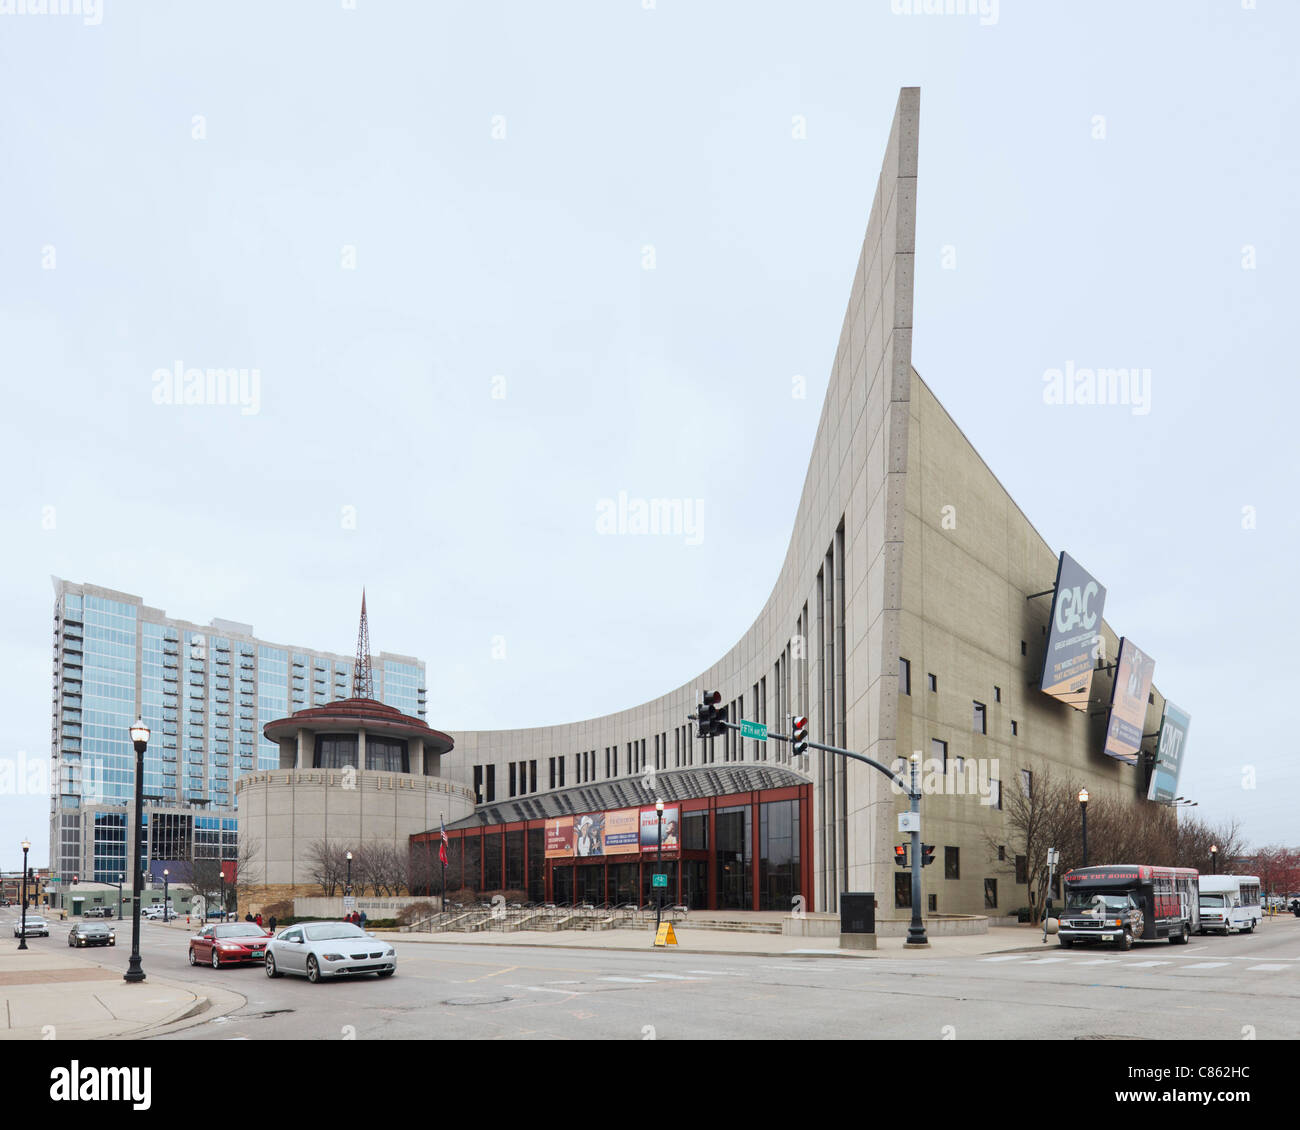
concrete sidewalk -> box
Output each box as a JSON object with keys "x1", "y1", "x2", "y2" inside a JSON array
[{"x1": 0, "y1": 940, "x2": 245, "y2": 1041}]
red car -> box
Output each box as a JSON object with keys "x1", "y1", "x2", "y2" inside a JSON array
[{"x1": 189, "y1": 922, "x2": 271, "y2": 969}]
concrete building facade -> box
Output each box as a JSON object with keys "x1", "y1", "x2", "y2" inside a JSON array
[{"x1": 436, "y1": 88, "x2": 1167, "y2": 917}]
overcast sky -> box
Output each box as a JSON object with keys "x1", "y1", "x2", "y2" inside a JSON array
[{"x1": 2, "y1": 1, "x2": 1296, "y2": 871}]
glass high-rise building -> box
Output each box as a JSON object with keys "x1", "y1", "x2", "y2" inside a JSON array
[{"x1": 49, "y1": 579, "x2": 427, "y2": 886}]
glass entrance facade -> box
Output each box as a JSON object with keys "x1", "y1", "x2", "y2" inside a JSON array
[{"x1": 414, "y1": 783, "x2": 810, "y2": 912}]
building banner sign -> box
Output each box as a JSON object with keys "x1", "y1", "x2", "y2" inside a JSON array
[
  {"x1": 1104, "y1": 638, "x2": 1156, "y2": 765},
  {"x1": 544, "y1": 817, "x2": 574, "y2": 859},
  {"x1": 639, "y1": 806, "x2": 680, "y2": 850},
  {"x1": 574, "y1": 813, "x2": 606, "y2": 857},
  {"x1": 602, "y1": 808, "x2": 640, "y2": 855},
  {"x1": 1040, "y1": 551, "x2": 1107, "y2": 711},
  {"x1": 1148, "y1": 702, "x2": 1191, "y2": 803}
]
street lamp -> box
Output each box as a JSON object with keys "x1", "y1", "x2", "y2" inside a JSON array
[
  {"x1": 1078, "y1": 788, "x2": 1090, "y2": 868},
  {"x1": 1210, "y1": 844, "x2": 1218, "y2": 875},
  {"x1": 162, "y1": 868, "x2": 170, "y2": 923},
  {"x1": 125, "y1": 718, "x2": 150, "y2": 983},
  {"x1": 345, "y1": 850, "x2": 353, "y2": 898},
  {"x1": 17, "y1": 839, "x2": 30, "y2": 951},
  {"x1": 655, "y1": 800, "x2": 665, "y2": 931},
  {"x1": 117, "y1": 873, "x2": 124, "y2": 921},
  {"x1": 219, "y1": 868, "x2": 226, "y2": 921}
]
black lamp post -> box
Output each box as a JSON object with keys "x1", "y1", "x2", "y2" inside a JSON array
[
  {"x1": 346, "y1": 850, "x2": 353, "y2": 898},
  {"x1": 655, "y1": 800, "x2": 664, "y2": 930},
  {"x1": 1078, "y1": 788, "x2": 1090, "y2": 868},
  {"x1": 117, "y1": 873, "x2": 124, "y2": 921},
  {"x1": 219, "y1": 870, "x2": 226, "y2": 920},
  {"x1": 125, "y1": 718, "x2": 149, "y2": 983},
  {"x1": 1210, "y1": 844, "x2": 1218, "y2": 875},
  {"x1": 163, "y1": 868, "x2": 170, "y2": 923},
  {"x1": 17, "y1": 839, "x2": 30, "y2": 950}
]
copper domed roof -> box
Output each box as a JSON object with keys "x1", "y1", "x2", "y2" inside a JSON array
[{"x1": 263, "y1": 698, "x2": 454, "y2": 757}]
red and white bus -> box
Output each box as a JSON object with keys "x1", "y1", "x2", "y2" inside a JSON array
[{"x1": 1057, "y1": 865, "x2": 1200, "y2": 949}]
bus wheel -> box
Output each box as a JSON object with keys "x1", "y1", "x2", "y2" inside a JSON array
[{"x1": 1119, "y1": 932, "x2": 1133, "y2": 951}]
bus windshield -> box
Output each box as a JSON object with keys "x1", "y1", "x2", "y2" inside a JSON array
[
  {"x1": 1198, "y1": 894, "x2": 1226, "y2": 908},
  {"x1": 1065, "y1": 892, "x2": 1135, "y2": 912}
]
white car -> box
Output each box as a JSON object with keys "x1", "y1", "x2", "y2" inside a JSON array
[
  {"x1": 264, "y1": 921, "x2": 396, "y2": 983},
  {"x1": 14, "y1": 916, "x2": 49, "y2": 938}
]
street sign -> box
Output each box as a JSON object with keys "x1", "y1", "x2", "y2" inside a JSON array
[
  {"x1": 654, "y1": 922, "x2": 678, "y2": 946},
  {"x1": 739, "y1": 720, "x2": 768, "y2": 741},
  {"x1": 342, "y1": 896, "x2": 357, "y2": 912},
  {"x1": 652, "y1": 873, "x2": 668, "y2": 888}
]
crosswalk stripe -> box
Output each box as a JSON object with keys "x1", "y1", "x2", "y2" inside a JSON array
[
  {"x1": 1076, "y1": 959, "x2": 1118, "y2": 965},
  {"x1": 1180, "y1": 962, "x2": 1231, "y2": 970},
  {"x1": 1025, "y1": 957, "x2": 1070, "y2": 964},
  {"x1": 599, "y1": 976, "x2": 654, "y2": 983},
  {"x1": 980, "y1": 955, "x2": 1026, "y2": 962},
  {"x1": 1246, "y1": 964, "x2": 1289, "y2": 972},
  {"x1": 1124, "y1": 961, "x2": 1171, "y2": 968}
]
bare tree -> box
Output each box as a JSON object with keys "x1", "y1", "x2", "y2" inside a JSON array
[
  {"x1": 304, "y1": 839, "x2": 348, "y2": 896},
  {"x1": 177, "y1": 857, "x2": 225, "y2": 915},
  {"x1": 234, "y1": 836, "x2": 263, "y2": 908}
]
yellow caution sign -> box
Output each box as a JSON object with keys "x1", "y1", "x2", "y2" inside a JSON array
[{"x1": 654, "y1": 922, "x2": 678, "y2": 946}]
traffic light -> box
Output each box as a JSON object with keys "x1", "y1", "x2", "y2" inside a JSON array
[
  {"x1": 921, "y1": 844, "x2": 936, "y2": 868},
  {"x1": 698, "y1": 691, "x2": 727, "y2": 738},
  {"x1": 791, "y1": 716, "x2": 808, "y2": 756},
  {"x1": 894, "y1": 844, "x2": 909, "y2": 868}
]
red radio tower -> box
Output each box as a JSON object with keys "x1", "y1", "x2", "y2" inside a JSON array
[{"x1": 353, "y1": 589, "x2": 374, "y2": 700}]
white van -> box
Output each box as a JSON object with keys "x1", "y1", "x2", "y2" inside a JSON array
[{"x1": 1198, "y1": 875, "x2": 1261, "y2": 935}]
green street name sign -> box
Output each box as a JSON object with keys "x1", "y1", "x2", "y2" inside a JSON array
[
  {"x1": 739, "y1": 720, "x2": 768, "y2": 741},
  {"x1": 652, "y1": 874, "x2": 668, "y2": 888}
]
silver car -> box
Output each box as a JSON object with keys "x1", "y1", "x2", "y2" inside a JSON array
[
  {"x1": 263, "y1": 921, "x2": 396, "y2": 983},
  {"x1": 13, "y1": 916, "x2": 49, "y2": 938}
]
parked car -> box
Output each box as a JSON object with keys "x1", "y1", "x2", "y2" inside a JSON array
[
  {"x1": 13, "y1": 916, "x2": 49, "y2": 938},
  {"x1": 264, "y1": 921, "x2": 396, "y2": 983},
  {"x1": 68, "y1": 922, "x2": 116, "y2": 947},
  {"x1": 189, "y1": 922, "x2": 271, "y2": 969}
]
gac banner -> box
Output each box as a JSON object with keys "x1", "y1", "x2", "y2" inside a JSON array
[
  {"x1": 1040, "y1": 551, "x2": 1107, "y2": 710},
  {"x1": 1148, "y1": 701, "x2": 1191, "y2": 803},
  {"x1": 1103, "y1": 638, "x2": 1155, "y2": 764},
  {"x1": 639, "y1": 806, "x2": 680, "y2": 850}
]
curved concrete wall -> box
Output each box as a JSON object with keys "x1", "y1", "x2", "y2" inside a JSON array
[{"x1": 235, "y1": 769, "x2": 476, "y2": 894}]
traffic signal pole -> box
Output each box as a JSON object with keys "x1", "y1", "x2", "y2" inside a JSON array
[{"x1": 690, "y1": 706, "x2": 929, "y2": 946}]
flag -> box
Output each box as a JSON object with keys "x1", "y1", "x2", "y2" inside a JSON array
[{"x1": 439, "y1": 818, "x2": 449, "y2": 867}]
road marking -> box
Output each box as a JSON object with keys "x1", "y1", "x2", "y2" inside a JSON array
[
  {"x1": 1179, "y1": 962, "x2": 1230, "y2": 970},
  {"x1": 1076, "y1": 959, "x2": 1118, "y2": 965},
  {"x1": 1246, "y1": 964, "x2": 1289, "y2": 972},
  {"x1": 690, "y1": 969, "x2": 745, "y2": 976},
  {"x1": 1124, "y1": 961, "x2": 1171, "y2": 968},
  {"x1": 466, "y1": 965, "x2": 518, "y2": 983},
  {"x1": 641, "y1": 973, "x2": 700, "y2": 980},
  {"x1": 1024, "y1": 957, "x2": 1069, "y2": 964},
  {"x1": 599, "y1": 976, "x2": 654, "y2": 983},
  {"x1": 980, "y1": 955, "x2": 1027, "y2": 962},
  {"x1": 544, "y1": 980, "x2": 581, "y2": 984},
  {"x1": 517, "y1": 985, "x2": 585, "y2": 995}
]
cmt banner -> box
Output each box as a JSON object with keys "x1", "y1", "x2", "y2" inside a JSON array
[
  {"x1": 1148, "y1": 701, "x2": 1191, "y2": 803},
  {"x1": 1040, "y1": 551, "x2": 1107, "y2": 711},
  {"x1": 639, "y1": 806, "x2": 680, "y2": 850},
  {"x1": 1103, "y1": 638, "x2": 1155, "y2": 764}
]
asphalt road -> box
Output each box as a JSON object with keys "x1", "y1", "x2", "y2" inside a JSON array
[{"x1": 9, "y1": 911, "x2": 1300, "y2": 1040}]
